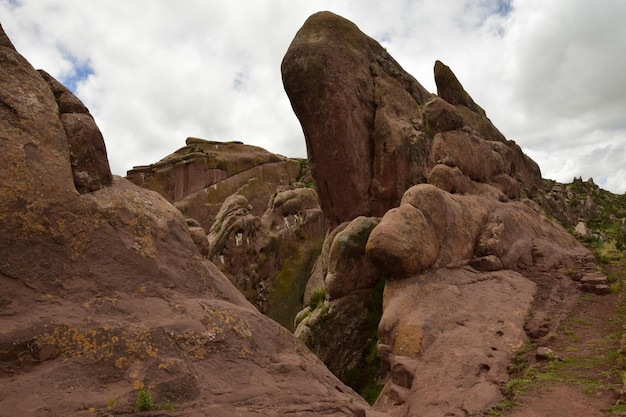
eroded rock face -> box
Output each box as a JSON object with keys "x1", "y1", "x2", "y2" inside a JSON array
[
  {"x1": 282, "y1": 12, "x2": 542, "y2": 225},
  {"x1": 0, "y1": 22, "x2": 385, "y2": 417},
  {"x1": 282, "y1": 11, "x2": 431, "y2": 225}
]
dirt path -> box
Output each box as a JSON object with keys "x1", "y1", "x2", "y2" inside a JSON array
[{"x1": 499, "y1": 260, "x2": 626, "y2": 417}]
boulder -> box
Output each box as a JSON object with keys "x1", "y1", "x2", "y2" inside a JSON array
[
  {"x1": 282, "y1": 11, "x2": 432, "y2": 224},
  {"x1": 38, "y1": 69, "x2": 112, "y2": 193},
  {"x1": 574, "y1": 220, "x2": 589, "y2": 237}
]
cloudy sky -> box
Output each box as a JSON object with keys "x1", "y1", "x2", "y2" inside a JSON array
[{"x1": 2, "y1": 0, "x2": 625, "y2": 193}]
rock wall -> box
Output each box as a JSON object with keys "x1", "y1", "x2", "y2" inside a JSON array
[{"x1": 0, "y1": 22, "x2": 385, "y2": 417}]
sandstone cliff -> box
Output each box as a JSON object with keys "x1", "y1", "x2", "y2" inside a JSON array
[
  {"x1": 0, "y1": 22, "x2": 384, "y2": 417},
  {"x1": 282, "y1": 11, "x2": 599, "y2": 416}
]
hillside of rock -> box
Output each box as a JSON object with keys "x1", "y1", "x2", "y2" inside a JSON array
[
  {"x1": 282, "y1": 11, "x2": 603, "y2": 416},
  {"x1": 0, "y1": 22, "x2": 383, "y2": 417}
]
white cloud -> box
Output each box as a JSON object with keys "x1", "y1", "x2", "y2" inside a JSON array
[{"x1": 1, "y1": 0, "x2": 624, "y2": 193}]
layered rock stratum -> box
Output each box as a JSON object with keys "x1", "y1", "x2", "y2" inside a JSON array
[{"x1": 0, "y1": 21, "x2": 383, "y2": 417}]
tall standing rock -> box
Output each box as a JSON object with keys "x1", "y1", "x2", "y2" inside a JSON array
[
  {"x1": 283, "y1": 11, "x2": 592, "y2": 416},
  {"x1": 282, "y1": 11, "x2": 432, "y2": 225},
  {"x1": 282, "y1": 12, "x2": 542, "y2": 225},
  {"x1": 38, "y1": 69, "x2": 112, "y2": 193}
]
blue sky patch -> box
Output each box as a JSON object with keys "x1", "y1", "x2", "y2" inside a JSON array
[{"x1": 59, "y1": 52, "x2": 94, "y2": 93}]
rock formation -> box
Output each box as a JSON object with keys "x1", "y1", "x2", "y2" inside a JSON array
[
  {"x1": 127, "y1": 139, "x2": 328, "y2": 326},
  {"x1": 0, "y1": 22, "x2": 386, "y2": 417},
  {"x1": 282, "y1": 12, "x2": 542, "y2": 225},
  {"x1": 283, "y1": 11, "x2": 597, "y2": 416}
]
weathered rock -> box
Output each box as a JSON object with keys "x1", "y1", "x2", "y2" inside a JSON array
[
  {"x1": 126, "y1": 136, "x2": 329, "y2": 325},
  {"x1": 538, "y1": 179, "x2": 601, "y2": 227},
  {"x1": 469, "y1": 255, "x2": 504, "y2": 272},
  {"x1": 187, "y1": 218, "x2": 210, "y2": 256},
  {"x1": 535, "y1": 346, "x2": 556, "y2": 360},
  {"x1": 427, "y1": 163, "x2": 471, "y2": 194},
  {"x1": 0, "y1": 22, "x2": 385, "y2": 417},
  {"x1": 325, "y1": 216, "x2": 380, "y2": 299},
  {"x1": 295, "y1": 216, "x2": 383, "y2": 381},
  {"x1": 366, "y1": 204, "x2": 438, "y2": 277},
  {"x1": 575, "y1": 221, "x2": 589, "y2": 237},
  {"x1": 127, "y1": 138, "x2": 300, "y2": 228},
  {"x1": 375, "y1": 268, "x2": 536, "y2": 416},
  {"x1": 282, "y1": 12, "x2": 596, "y2": 415}
]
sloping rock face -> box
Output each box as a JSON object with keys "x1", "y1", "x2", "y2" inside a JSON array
[
  {"x1": 283, "y1": 11, "x2": 594, "y2": 416},
  {"x1": 282, "y1": 12, "x2": 542, "y2": 225},
  {"x1": 0, "y1": 23, "x2": 386, "y2": 417},
  {"x1": 127, "y1": 139, "x2": 328, "y2": 326}
]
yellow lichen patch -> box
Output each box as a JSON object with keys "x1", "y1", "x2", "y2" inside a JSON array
[
  {"x1": 35, "y1": 325, "x2": 159, "y2": 363},
  {"x1": 203, "y1": 307, "x2": 253, "y2": 339},
  {"x1": 132, "y1": 235, "x2": 155, "y2": 257},
  {"x1": 392, "y1": 320, "x2": 424, "y2": 357},
  {"x1": 114, "y1": 356, "x2": 127, "y2": 369}
]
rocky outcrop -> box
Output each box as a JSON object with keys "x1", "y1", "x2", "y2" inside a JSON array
[
  {"x1": 38, "y1": 69, "x2": 112, "y2": 193},
  {"x1": 295, "y1": 217, "x2": 382, "y2": 382},
  {"x1": 283, "y1": 11, "x2": 595, "y2": 416},
  {"x1": 0, "y1": 22, "x2": 385, "y2": 417},
  {"x1": 127, "y1": 137, "x2": 301, "y2": 230},
  {"x1": 282, "y1": 12, "x2": 542, "y2": 225},
  {"x1": 127, "y1": 138, "x2": 328, "y2": 326}
]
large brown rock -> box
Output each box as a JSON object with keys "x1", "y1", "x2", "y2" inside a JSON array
[
  {"x1": 0, "y1": 22, "x2": 386, "y2": 417},
  {"x1": 282, "y1": 11, "x2": 432, "y2": 225},
  {"x1": 375, "y1": 268, "x2": 536, "y2": 416},
  {"x1": 282, "y1": 12, "x2": 542, "y2": 225},
  {"x1": 282, "y1": 12, "x2": 595, "y2": 415}
]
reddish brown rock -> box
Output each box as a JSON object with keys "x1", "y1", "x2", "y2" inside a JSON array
[
  {"x1": 126, "y1": 137, "x2": 329, "y2": 326},
  {"x1": 281, "y1": 12, "x2": 599, "y2": 416},
  {"x1": 282, "y1": 11, "x2": 432, "y2": 224},
  {"x1": 282, "y1": 13, "x2": 543, "y2": 226},
  {"x1": 38, "y1": 69, "x2": 112, "y2": 193}
]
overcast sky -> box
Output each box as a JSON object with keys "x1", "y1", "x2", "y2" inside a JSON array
[{"x1": 2, "y1": 0, "x2": 625, "y2": 193}]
